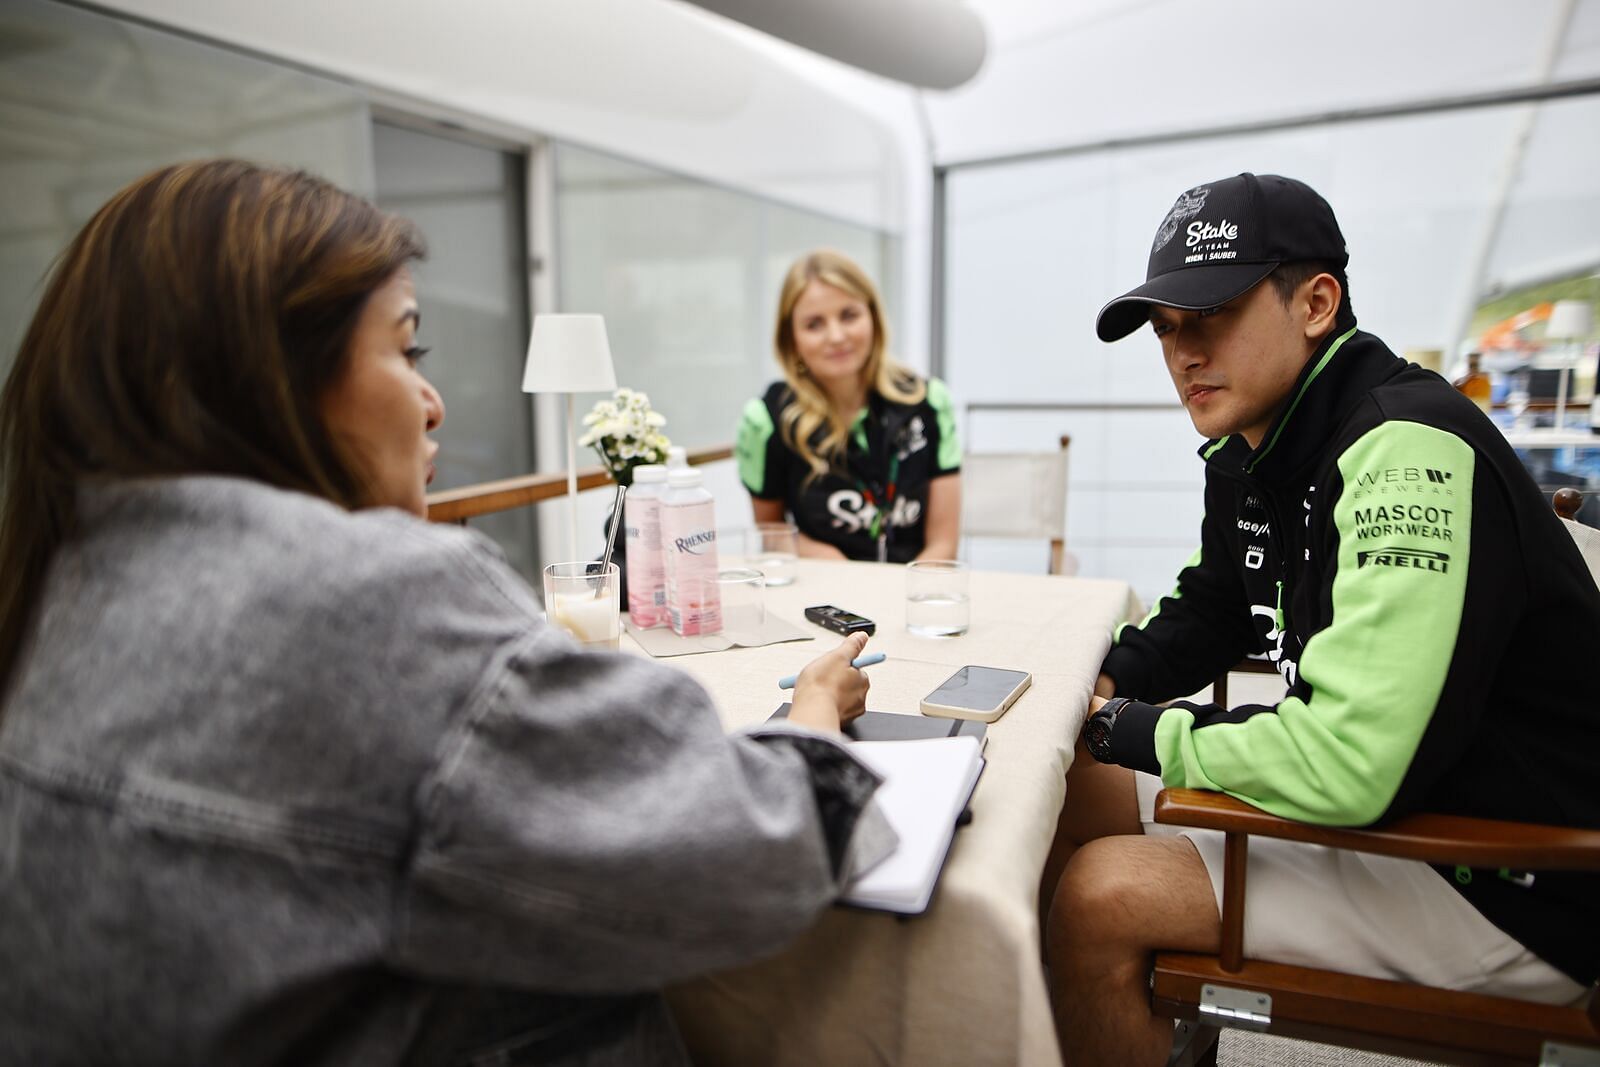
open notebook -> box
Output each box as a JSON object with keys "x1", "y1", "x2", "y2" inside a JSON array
[{"x1": 840, "y1": 736, "x2": 985, "y2": 915}]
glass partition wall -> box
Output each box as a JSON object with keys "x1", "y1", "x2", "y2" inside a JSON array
[
  {"x1": 550, "y1": 143, "x2": 901, "y2": 558},
  {"x1": 941, "y1": 92, "x2": 1600, "y2": 606},
  {"x1": 0, "y1": 0, "x2": 374, "y2": 382},
  {"x1": 0, "y1": 0, "x2": 903, "y2": 582},
  {"x1": 552, "y1": 143, "x2": 899, "y2": 453},
  {"x1": 372, "y1": 120, "x2": 537, "y2": 577}
]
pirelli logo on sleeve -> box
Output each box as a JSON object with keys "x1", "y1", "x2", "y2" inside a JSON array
[{"x1": 1356, "y1": 547, "x2": 1450, "y2": 573}]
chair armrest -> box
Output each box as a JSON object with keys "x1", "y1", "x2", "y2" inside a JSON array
[{"x1": 1153, "y1": 788, "x2": 1600, "y2": 870}]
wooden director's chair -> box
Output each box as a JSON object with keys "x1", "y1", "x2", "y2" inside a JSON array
[{"x1": 1157, "y1": 488, "x2": 1600, "y2": 1067}]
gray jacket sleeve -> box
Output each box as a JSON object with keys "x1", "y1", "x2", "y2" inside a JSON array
[{"x1": 395, "y1": 625, "x2": 884, "y2": 993}]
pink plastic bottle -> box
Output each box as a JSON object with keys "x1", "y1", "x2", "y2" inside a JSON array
[
  {"x1": 624, "y1": 465, "x2": 668, "y2": 628},
  {"x1": 659, "y1": 468, "x2": 722, "y2": 636}
]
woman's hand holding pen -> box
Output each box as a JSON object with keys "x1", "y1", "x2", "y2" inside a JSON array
[{"x1": 788, "y1": 632, "x2": 872, "y2": 733}]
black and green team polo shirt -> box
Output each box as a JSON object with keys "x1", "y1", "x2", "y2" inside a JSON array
[{"x1": 736, "y1": 378, "x2": 961, "y2": 563}]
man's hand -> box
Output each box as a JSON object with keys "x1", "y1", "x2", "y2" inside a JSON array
[
  {"x1": 1094, "y1": 673, "x2": 1116, "y2": 700},
  {"x1": 787, "y1": 632, "x2": 871, "y2": 733}
]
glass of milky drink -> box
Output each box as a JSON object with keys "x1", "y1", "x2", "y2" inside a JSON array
[{"x1": 543, "y1": 561, "x2": 622, "y2": 651}]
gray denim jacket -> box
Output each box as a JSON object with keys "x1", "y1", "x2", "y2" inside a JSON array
[{"x1": 0, "y1": 477, "x2": 889, "y2": 1066}]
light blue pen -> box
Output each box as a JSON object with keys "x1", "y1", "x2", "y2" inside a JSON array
[{"x1": 778, "y1": 652, "x2": 886, "y2": 690}]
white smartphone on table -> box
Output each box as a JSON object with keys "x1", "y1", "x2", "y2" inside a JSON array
[{"x1": 920, "y1": 665, "x2": 1032, "y2": 723}]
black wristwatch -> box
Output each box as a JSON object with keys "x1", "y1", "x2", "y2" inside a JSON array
[{"x1": 1084, "y1": 696, "x2": 1134, "y2": 764}]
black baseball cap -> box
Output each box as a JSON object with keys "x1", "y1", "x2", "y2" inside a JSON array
[{"x1": 1095, "y1": 173, "x2": 1349, "y2": 343}]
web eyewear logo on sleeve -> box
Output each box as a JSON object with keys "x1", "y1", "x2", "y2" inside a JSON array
[
  {"x1": 1153, "y1": 185, "x2": 1210, "y2": 253},
  {"x1": 1356, "y1": 547, "x2": 1451, "y2": 574},
  {"x1": 1351, "y1": 465, "x2": 1457, "y2": 500}
]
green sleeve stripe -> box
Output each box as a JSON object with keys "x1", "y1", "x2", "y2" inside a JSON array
[
  {"x1": 927, "y1": 377, "x2": 962, "y2": 471},
  {"x1": 736, "y1": 398, "x2": 774, "y2": 494},
  {"x1": 1115, "y1": 545, "x2": 1200, "y2": 644},
  {"x1": 1156, "y1": 421, "x2": 1474, "y2": 825}
]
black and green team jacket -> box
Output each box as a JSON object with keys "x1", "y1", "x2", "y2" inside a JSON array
[
  {"x1": 737, "y1": 379, "x2": 961, "y2": 563},
  {"x1": 1101, "y1": 324, "x2": 1600, "y2": 985}
]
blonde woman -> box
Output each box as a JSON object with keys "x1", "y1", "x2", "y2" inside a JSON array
[{"x1": 737, "y1": 250, "x2": 962, "y2": 562}]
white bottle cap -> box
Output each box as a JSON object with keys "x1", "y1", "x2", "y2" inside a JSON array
[
  {"x1": 667, "y1": 446, "x2": 688, "y2": 469},
  {"x1": 632, "y1": 464, "x2": 668, "y2": 484},
  {"x1": 667, "y1": 468, "x2": 703, "y2": 488}
]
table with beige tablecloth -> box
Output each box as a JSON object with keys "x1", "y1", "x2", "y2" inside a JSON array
[{"x1": 635, "y1": 559, "x2": 1137, "y2": 1067}]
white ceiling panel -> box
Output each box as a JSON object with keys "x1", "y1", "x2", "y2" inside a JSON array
[{"x1": 927, "y1": 0, "x2": 1595, "y2": 166}]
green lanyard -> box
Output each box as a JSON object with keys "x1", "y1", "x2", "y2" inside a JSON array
[{"x1": 858, "y1": 450, "x2": 900, "y2": 561}]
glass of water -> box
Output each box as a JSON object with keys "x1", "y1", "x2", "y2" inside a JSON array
[
  {"x1": 905, "y1": 559, "x2": 970, "y2": 637},
  {"x1": 715, "y1": 568, "x2": 767, "y2": 644},
  {"x1": 748, "y1": 522, "x2": 799, "y2": 587},
  {"x1": 1506, "y1": 369, "x2": 1531, "y2": 430}
]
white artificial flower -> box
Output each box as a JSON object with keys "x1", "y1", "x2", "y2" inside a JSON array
[{"x1": 582, "y1": 387, "x2": 672, "y2": 476}]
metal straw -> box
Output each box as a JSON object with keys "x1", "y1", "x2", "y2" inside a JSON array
[{"x1": 595, "y1": 482, "x2": 626, "y2": 598}]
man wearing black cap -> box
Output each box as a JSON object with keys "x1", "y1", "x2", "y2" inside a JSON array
[{"x1": 1044, "y1": 173, "x2": 1600, "y2": 1064}]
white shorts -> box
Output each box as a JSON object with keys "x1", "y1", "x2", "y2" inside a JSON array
[{"x1": 1134, "y1": 772, "x2": 1586, "y2": 1005}]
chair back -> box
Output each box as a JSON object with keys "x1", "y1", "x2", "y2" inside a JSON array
[
  {"x1": 1555, "y1": 488, "x2": 1600, "y2": 589},
  {"x1": 960, "y1": 435, "x2": 1074, "y2": 574}
]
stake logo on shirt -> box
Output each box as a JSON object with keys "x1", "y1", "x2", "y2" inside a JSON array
[{"x1": 827, "y1": 492, "x2": 922, "y2": 535}]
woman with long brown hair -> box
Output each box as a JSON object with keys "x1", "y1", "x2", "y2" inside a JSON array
[
  {"x1": 0, "y1": 161, "x2": 888, "y2": 1065},
  {"x1": 736, "y1": 249, "x2": 962, "y2": 562}
]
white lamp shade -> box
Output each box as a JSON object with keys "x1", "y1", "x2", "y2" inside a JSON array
[
  {"x1": 1546, "y1": 300, "x2": 1594, "y2": 342},
  {"x1": 521, "y1": 313, "x2": 618, "y2": 394}
]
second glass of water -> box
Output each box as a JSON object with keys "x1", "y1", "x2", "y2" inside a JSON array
[
  {"x1": 748, "y1": 522, "x2": 799, "y2": 587},
  {"x1": 906, "y1": 559, "x2": 970, "y2": 637}
]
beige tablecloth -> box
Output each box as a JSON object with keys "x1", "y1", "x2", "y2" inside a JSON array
[{"x1": 636, "y1": 559, "x2": 1137, "y2": 1067}]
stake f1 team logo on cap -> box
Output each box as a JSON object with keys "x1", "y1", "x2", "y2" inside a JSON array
[{"x1": 1152, "y1": 185, "x2": 1209, "y2": 253}]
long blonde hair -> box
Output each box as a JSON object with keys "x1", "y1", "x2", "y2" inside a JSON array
[{"x1": 772, "y1": 250, "x2": 924, "y2": 483}]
